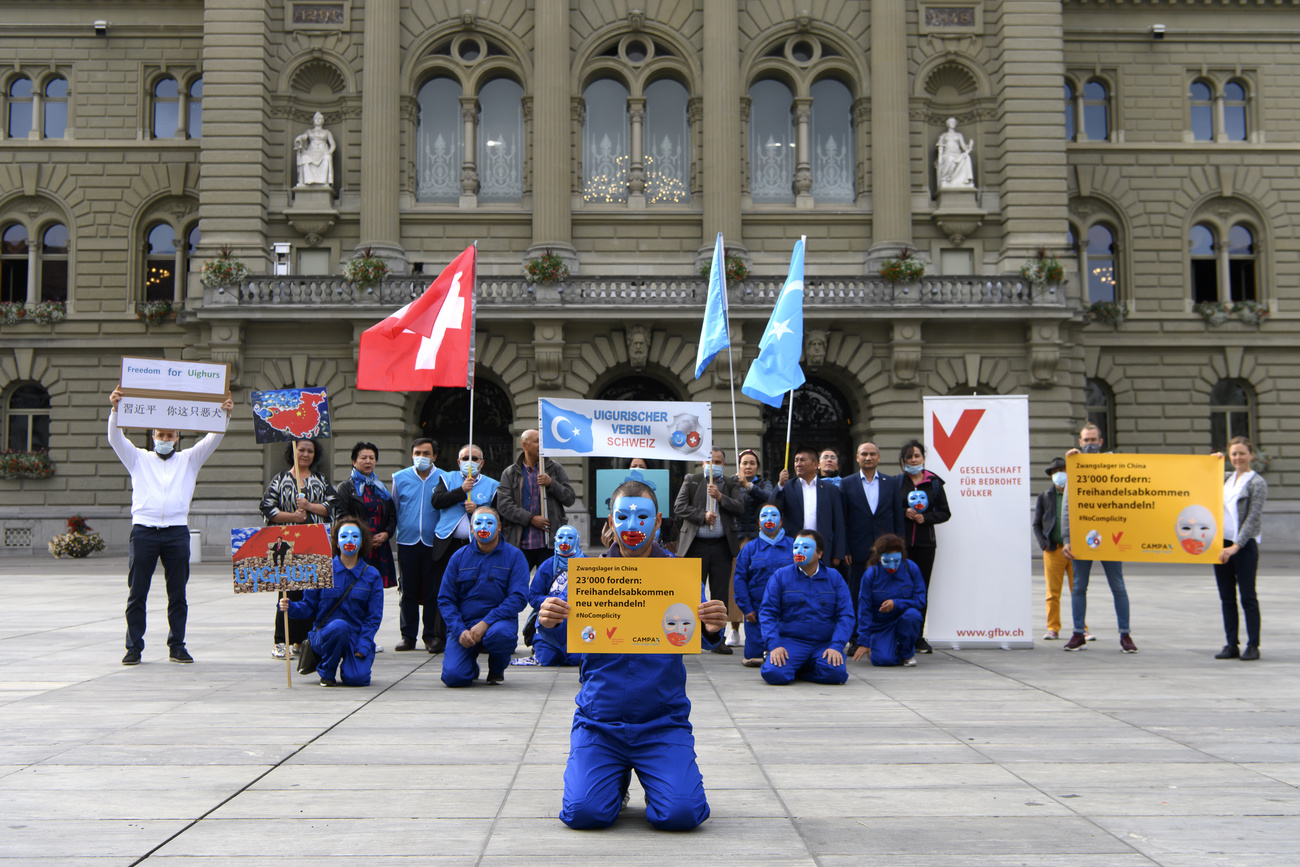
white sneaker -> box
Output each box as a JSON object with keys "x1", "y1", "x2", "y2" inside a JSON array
[
  {"x1": 902, "y1": 657, "x2": 917, "y2": 667},
  {"x1": 271, "y1": 643, "x2": 287, "y2": 660},
  {"x1": 1084, "y1": 632, "x2": 1096, "y2": 642},
  {"x1": 374, "y1": 644, "x2": 384, "y2": 653},
  {"x1": 1043, "y1": 630, "x2": 1059, "y2": 640},
  {"x1": 725, "y1": 625, "x2": 742, "y2": 647}
]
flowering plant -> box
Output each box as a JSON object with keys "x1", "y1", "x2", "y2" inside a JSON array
[
  {"x1": 201, "y1": 245, "x2": 249, "y2": 287},
  {"x1": 0, "y1": 449, "x2": 54, "y2": 480},
  {"x1": 136, "y1": 300, "x2": 181, "y2": 326},
  {"x1": 1234, "y1": 300, "x2": 1269, "y2": 325},
  {"x1": 49, "y1": 515, "x2": 105, "y2": 559},
  {"x1": 1194, "y1": 301, "x2": 1232, "y2": 325},
  {"x1": 880, "y1": 248, "x2": 925, "y2": 283},
  {"x1": 0, "y1": 302, "x2": 25, "y2": 326},
  {"x1": 31, "y1": 301, "x2": 65, "y2": 325},
  {"x1": 1020, "y1": 247, "x2": 1065, "y2": 284},
  {"x1": 524, "y1": 249, "x2": 570, "y2": 284},
  {"x1": 698, "y1": 255, "x2": 750, "y2": 285},
  {"x1": 1085, "y1": 301, "x2": 1125, "y2": 327},
  {"x1": 344, "y1": 247, "x2": 389, "y2": 288}
]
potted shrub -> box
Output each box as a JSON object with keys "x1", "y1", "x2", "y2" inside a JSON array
[
  {"x1": 48, "y1": 516, "x2": 106, "y2": 559},
  {"x1": 136, "y1": 300, "x2": 182, "y2": 326},
  {"x1": 1234, "y1": 300, "x2": 1269, "y2": 326},
  {"x1": 524, "y1": 249, "x2": 571, "y2": 284},
  {"x1": 200, "y1": 245, "x2": 249, "y2": 288},
  {"x1": 1194, "y1": 301, "x2": 1232, "y2": 326},
  {"x1": 0, "y1": 302, "x2": 25, "y2": 326},
  {"x1": 343, "y1": 246, "x2": 389, "y2": 289},
  {"x1": 698, "y1": 254, "x2": 749, "y2": 286},
  {"x1": 1085, "y1": 301, "x2": 1125, "y2": 328},
  {"x1": 1020, "y1": 246, "x2": 1065, "y2": 284},
  {"x1": 0, "y1": 449, "x2": 54, "y2": 481},
  {"x1": 31, "y1": 300, "x2": 65, "y2": 325},
  {"x1": 880, "y1": 248, "x2": 926, "y2": 284}
]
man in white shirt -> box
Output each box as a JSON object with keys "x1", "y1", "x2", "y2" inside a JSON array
[{"x1": 108, "y1": 387, "x2": 234, "y2": 665}]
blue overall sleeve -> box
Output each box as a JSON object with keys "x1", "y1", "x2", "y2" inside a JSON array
[
  {"x1": 437, "y1": 547, "x2": 469, "y2": 636},
  {"x1": 857, "y1": 566, "x2": 878, "y2": 638},
  {"x1": 484, "y1": 547, "x2": 529, "y2": 626},
  {"x1": 831, "y1": 572, "x2": 855, "y2": 646},
  {"x1": 357, "y1": 567, "x2": 384, "y2": 656},
  {"x1": 758, "y1": 568, "x2": 788, "y2": 652},
  {"x1": 529, "y1": 557, "x2": 557, "y2": 611},
  {"x1": 286, "y1": 589, "x2": 322, "y2": 621}
]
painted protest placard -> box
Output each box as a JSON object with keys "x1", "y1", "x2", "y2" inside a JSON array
[
  {"x1": 539, "y1": 398, "x2": 712, "y2": 463},
  {"x1": 594, "y1": 468, "x2": 672, "y2": 519},
  {"x1": 567, "y1": 558, "x2": 702, "y2": 654},
  {"x1": 250, "y1": 387, "x2": 332, "y2": 443},
  {"x1": 1066, "y1": 453, "x2": 1223, "y2": 564},
  {"x1": 117, "y1": 356, "x2": 230, "y2": 434},
  {"x1": 231, "y1": 525, "x2": 334, "y2": 593}
]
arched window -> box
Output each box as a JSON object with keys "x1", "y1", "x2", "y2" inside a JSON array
[
  {"x1": 1063, "y1": 81, "x2": 1076, "y2": 141},
  {"x1": 1189, "y1": 80, "x2": 1214, "y2": 142},
  {"x1": 1223, "y1": 81, "x2": 1248, "y2": 142},
  {"x1": 5, "y1": 383, "x2": 50, "y2": 452},
  {"x1": 7, "y1": 77, "x2": 33, "y2": 138},
  {"x1": 748, "y1": 79, "x2": 795, "y2": 204},
  {"x1": 418, "y1": 373, "x2": 514, "y2": 472},
  {"x1": 644, "y1": 78, "x2": 690, "y2": 205},
  {"x1": 582, "y1": 79, "x2": 631, "y2": 203},
  {"x1": 1227, "y1": 225, "x2": 1256, "y2": 302},
  {"x1": 476, "y1": 77, "x2": 523, "y2": 203},
  {"x1": 1085, "y1": 378, "x2": 1117, "y2": 449},
  {"x1": 1209, "y1": 379, "x2": 1253, "y2": 451},
  {"x1": 810, "y1": 78, "x2": 854, "y2": 202},
  {"x1": 144, "y1": 223, "x2": 178, "y2": 302},
  {"x1": 760, "y1": 377, "x2": 853, "y2": 481},
  {"x1": 1, "y1": 224, "x2": 28, "y2": 304},
  {"x1": 416, "y1": 77, "x2": 464, "y2": 203},
  {"x1": 1190, "y1": 224, "x2": 1218, "y2": 304},
  {"x1": 153, "y1": 77, "x2": 179, "y2": 138},
  {"x1": 43, "y1": 77, "x2": 68, "y2": 139},
  {"x1": 187, "y1": 78, "x2": 203, "y2": 139},
  {"x1": 39, "y1": 224, "x2": 68, "y2": 302},
  {"x1": 1085, "y1": 224, "x2": 1117, "y2": 303},
  {"x1": 1082, "y1": 80, "x2": 1109, "y2": 141}
]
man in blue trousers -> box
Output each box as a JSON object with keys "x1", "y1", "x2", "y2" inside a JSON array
[
  {"x1": 538, "y1": 480, "x2": 727, "y2": 831},
  {"x1": 437, "y1": 506, "x2": 528, "y2": 686},
  {"x1": 733, "y1": 505, "x2": 795, "y2": 667},
  {"x1": 759, "y1": 530, "x2": 854, "y2": 685},
  {"x1": 528, "y1": 524, "x2": 583, "y2": 666},
  {"x1": 852, "y1": 534, "x2": 926, "y2": 667}
]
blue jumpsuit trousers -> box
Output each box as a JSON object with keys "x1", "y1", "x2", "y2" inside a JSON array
[
  {"x1": 866, "y1": 608, "x2": 923, "y2": 666},
  {"x1": 761, "y1": 636, "x2": 848, "y2": 685},
  {"x1": 441, "y1": 619, "x2": 518, "y2": 686},
  {"x1": 310, "y1": 618, "x2": 375, "y2": 686}
]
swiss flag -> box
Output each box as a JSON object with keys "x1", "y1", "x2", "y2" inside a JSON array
[{"x1": 357, "y1": 246, "x2": 476, "y2": 391}]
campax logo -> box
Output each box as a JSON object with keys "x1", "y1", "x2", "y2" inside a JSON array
[{"x1": 933, "y1": 409, "x2": 986, "y2": 470}]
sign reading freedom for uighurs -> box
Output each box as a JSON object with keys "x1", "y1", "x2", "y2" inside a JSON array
[
  {"x1": 118, "y1": 356, "x2": 230, "y2": 434},
  {"x1": 1067, "y1": 453, "x2": 1224, "y2": 564},
  {"x1": 567, "y1": 558, "x2": 703, "y2": 654},
  {"x1": 539, "y1": 398, "x2": 712, "y2": 462}
]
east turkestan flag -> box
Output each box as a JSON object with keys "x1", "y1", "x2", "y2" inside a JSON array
[
  {"x1": 357, "y1": 245, "x2": 477, "y2": 391},
  {"x1": 741, "y1": 239, "x2": 807, "y2": 407}
]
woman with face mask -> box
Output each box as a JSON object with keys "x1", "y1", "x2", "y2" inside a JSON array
[
  {"x1": 1033, "y1": 457, "x2": 1075, "y2": 641},
  {"x1": 1210, "y1": 437, "x2": 1268, "y2": 661},
  {"x1": 335, "y1": 441, "x2": 397, "y2": 590},
  {"x1": 259, "y1": 437, "x2": 340, "y2": 660},
  {"x1": 896, "y1": 440, "x2": 950, "y2": 654},
  {"x1": 851, "y1": 534, "x2": 926, "y2": 667},
  {"x1": 526, "y1": 525, "x2": 585, "y2": 666},
  {"x1": 278, "y1": 518, "x2": 384, "y2": 687}
]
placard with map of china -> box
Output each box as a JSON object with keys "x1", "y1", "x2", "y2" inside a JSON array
[{"x1": 250, "y1": 387, "x2": 332, "y2": 443}]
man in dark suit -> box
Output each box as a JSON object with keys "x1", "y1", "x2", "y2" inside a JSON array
[
  {"x1": 675, "y1": 447, "x2": 745, "y2": 655},
  {"x1": 773, "y1": 447, "x2": 846, "y2": 566},
  {"x1": 841, "y1": 441, "x2": 906, "y2": 648}
]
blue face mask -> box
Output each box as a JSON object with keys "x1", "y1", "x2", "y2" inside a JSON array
[
  {"x1": 908, "y1": 491, "x2": 929, "y2": 512},
  {"x1": 460, "y1": 459, "x2": 481, "y2": 476},
  {"x1": 611, "y1": 496, "x2": 657, "y2": 552},
  {"x1": 338, "y1": 525, "x2": 362, "y2": 556},
  {"x1": 1052, "y1": 471, "x2": 1067, "y2": 488},
  {"x1": 554, "y1": 525, "x2": 581, "y2": 559},
  {"x1": 792, "y1": 537, "x2": 818, "y2": 566},
  {"x1": 759, "y1": 506, "x2": 782, "y2": 536},
  {"x1": 904, "y1": 462, "x2": 924, "y2": 475},
  {"x1": 472, "y1": 512, "x2": 498, "y2": 544},
  {"x1": 413, "y1": 455, "x2": 432, "y2": 472},
  {"x1": 153, "y1": 439, "x2": 175, "y2": 456},
  {"x1": 880, "y1": 552, "x2": 902, "y2": 572}
]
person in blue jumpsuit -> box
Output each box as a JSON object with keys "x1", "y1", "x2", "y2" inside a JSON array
[
  {"x1": 529, "y1": 524, "x2": 583, "y2": 666},
  {"x1": 537, "y1": 480, "x2": 727, "y2": 831},
  {"x1": 279, "y1": 517, "x2": 384, "y2": 687},
  {"x1": 733, "y1": 505, "x2": 795, "y2": 667},
  {"x1": 758, "y1": 530, "x2": 854, "y2": 685},
  {"x1": 852, "y1": 533, "x2": 926, "y2": 667},
  {"x1": 437, "y1": 506, "x2": 529, "y2": 686}
]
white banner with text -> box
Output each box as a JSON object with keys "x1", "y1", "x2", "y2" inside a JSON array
[{"x1": 539, "y1": 398, "x2": 713, "y2": 462}]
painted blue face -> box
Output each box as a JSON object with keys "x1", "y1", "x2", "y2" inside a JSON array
[
  {"x1": 338, "y1": 524, "x2": 362, "y2": 556},
  {"x1": 792, "y1": 536, "x2": 818, "y2": 565},
  {"x1": 908, "y1": 490, "x2": 929, "y2": 512},
  {"x1": 554, "y1": 525, "x2": 580, "y2": 558},
  {"x1": 880, "y1": 552, "x2": 903, "y2": 572},
  {"x1": 611, "y1": 496, "x2": 657, "y2": 551},
  {"x1": 759, "y1": 505, "x2": 782, "y2": 535},
  {"x1": 472, "y1": 511, "x2": 499, "y2": 544}
]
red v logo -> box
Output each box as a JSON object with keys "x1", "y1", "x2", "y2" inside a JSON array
[
  {"x1": 932, "y1": 409, "x2": 985, "y2": 470},
  {"x1": 605, "y1": 627, "x2": 617, "y2": 639},
  {"x1": 1111, "y1": 532, "x2": 1124, "y2": 544}
]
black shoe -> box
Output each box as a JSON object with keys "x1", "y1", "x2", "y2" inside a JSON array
[
  {"x1": 169, "y1": 647, "x2": 194, "y2": 664},
  {"x1": 915, "y1": 637, "x2": 933, "y2": 654},
  {"x1": 122, "y1": 649, "x2": 141, "y2": 666},
  {"x1": 1215, "y1": 644, "x2": 1239, "y2": 659},
  {"x1": 1241, "y1": 645, "x2": 1260, "y2": 661},
  {"x1": 319, "y1": 678, "x2": 337, "y2": 687},
  {"x1": 711, "y1": 643, "x2": 734, "y2": 655},
  {"x1": 485, "y1": 670, "x2": 505, "y2": 685},
  {"x1": 394, "y1": 639, "x2": 416, "y2": 652},
  {"x1": 427, "y1": 640, "x2": 446, "y2": 654}
]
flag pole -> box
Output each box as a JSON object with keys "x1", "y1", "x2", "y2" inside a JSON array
[
  {"x1": 538, "y1": 399, "x2": 549, "y2": 545},
  {"x1": 466, "y1": 242, "x2": 479, "y2": 505},
  {"x1": 783, "y1": 388, "x2": 795, "y2": 473},
  {"x1": 722, "y1": 244, "x2": 740, "y2": 475}
]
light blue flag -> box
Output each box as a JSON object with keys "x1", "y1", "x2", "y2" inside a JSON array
[
  {"x1": 694, "y1": 233, "x2": 730, "y2": 379},
  {"x1": 741, "y1": 239, "x2": 806, "y2": 407}
]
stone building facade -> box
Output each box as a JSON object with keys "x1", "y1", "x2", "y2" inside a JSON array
[{"x1": 1, "y1": 0, "x2": 1296, "y2": 555}]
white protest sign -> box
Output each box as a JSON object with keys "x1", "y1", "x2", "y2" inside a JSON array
[
  {"x1": 539, "y1": 398, "x2": 713, "y2": 462},
  {"x1": 120, "y1": 357, "x2": 228, "y2": 396},
  {"x1": 116, "y1": 356, "x2": 230, "y2": 433},
  {"x1": 118, "y1": 395, "x2": 230, "y2": 434}
]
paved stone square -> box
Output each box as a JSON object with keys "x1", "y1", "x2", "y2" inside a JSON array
[{"x1": 1, "y1": 555, "x2": 1297, "y2": 866}]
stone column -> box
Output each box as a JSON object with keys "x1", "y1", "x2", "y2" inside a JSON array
[
  {"x1": 527, "y1": 1, "x2": 577, "y2": 271},
  {"x1": 627, "y1": 97, "x2": 646, "y2": 208},
  {"x1": 700, "y1": 0, "x2": 744, "y2": 267},
  {"x1": 358, "y1": 0, "x2": 407, "y2": 271},
  {"x1": 868, "y1": 0, "x2": 911, "y2": 266},
  {"x1": 793, "y1": 97, "x2": 813, "y2": 208},
  {"x1": 459, "y1": 95, "x2": 479, "y2": 207}
]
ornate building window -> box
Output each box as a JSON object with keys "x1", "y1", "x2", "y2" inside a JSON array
[
  {"x1": 5, "y1": 383, "x2": 50, "y2": 452},
  {"x1": 1190, "y1": 224, "x2": 1218, "y2": 304},
  {"x1": 416, "y1": 77, "x2": 464, "y2": 203},
  {"x1": 1, "y1": 224, "x2": 28, "y2": 304},
  {"x1": 6, "y1": 76, "x2": 33, "y2": 138},
  {"x1": 1209, "y1": 379, "x2": 1253, "y2": 451},
  {"x1": 582, "y1": 78, "x2": 631, "y2": 203},
  {"x1": 1189, "y1": 80, "x2": 1214, "y2": 141},
  {"x1": 809, "y1": 78, "x2": 854, "y2": 203},
  {"x1": 1083, "y1": 224, "x2": 1117, "y2": 303},
  {"x1": 1085, "y1": 378, "x2": 1117, "y2": 449},
  {"x1": 39, "y1": 224, "x2": 68, "y2": 302},
  {"x1": 43, "y1": 77, "x2": 68, "y2": 139},
  {"x1": 1063, "y1": 81, "x2": 1076, "y2": 141},
  {"x1": 1082, "y1": 80, "x2": 1109, "y2": 141},
  {"x1": 1227, "y1": 225, "x2": 1256, "y2": 302},
  {"x1": 476, "y1": 78, "x2": 524, "y2": 203},
  {"x1": 748, "y1": 79, "x2": 795, "y2": 204},
  {"x1": 153, "y1": 77, "x2": 180, "y2": 138},
  {"x1": 643, "y1": 78, "x2": 690, "y2": 204},
  {"x1": 1190, "y1": 220, "x2": 1258, "y2": 304},
  {"x1": 143, "y1": 222, "x2": 196, "y2": 303},
  {"x1": 1189, "y1": 77, "x2": 1251, "y2": 143},
  {"x1": 1223, "y1": 81, "x2": 1248, "y2": 142},
  {"x1": 188, "y1": 78, "x2": 203, "y2": 139},
  {"x1": 0, "y1": 221, "x2": 69, "y2": 305}
]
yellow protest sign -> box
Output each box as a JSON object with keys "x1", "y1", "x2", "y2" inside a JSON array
[
  {"x1": 568, "y1": 558, "x2": 703, "y2": 654},
  {"x1": 1067, "y1": 454, "x2": 1224, "y2": 564}
]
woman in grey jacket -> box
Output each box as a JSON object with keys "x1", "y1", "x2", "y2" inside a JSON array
[{"x1": 1212, "y1": 437, "x2": 1268, "y2": 661}]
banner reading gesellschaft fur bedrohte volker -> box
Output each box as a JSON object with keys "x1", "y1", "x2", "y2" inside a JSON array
[
  {"x1": 1067, "y1": 453, "x2": 1224, "y2": 564},
  {"x1": 539, "y1": 398, "x2": 712, "y2": 462},
  {"x1": 924, "y1": 395, "x2": 1033, "y2": 649}
]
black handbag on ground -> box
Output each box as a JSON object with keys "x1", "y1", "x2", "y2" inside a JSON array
[{"x1": 294, "y1": 576, "x2": 360, "y2": 675}]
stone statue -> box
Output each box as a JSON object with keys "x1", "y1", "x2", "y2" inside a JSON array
[
  {"x1": 805, "y1": 330, "x2": 828, "y2": 369},
  {"x1": 293, "y1": 112, "x2": 336, "y2": 187},
  {"x1": 935, "y1": 117, "x2": 974, "y2": 189},
  {"x1": 626, "y1": 325, "x2": 650, "y2": 370}
]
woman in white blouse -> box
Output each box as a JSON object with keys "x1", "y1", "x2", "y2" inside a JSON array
[{"x1": 1212, "y1": 437, "x2": 1268, "y2": 661}]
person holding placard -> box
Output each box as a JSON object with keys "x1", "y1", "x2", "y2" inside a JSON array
[
  {"x1": 733, "y1": 505, "x2": 794, "y2": 667},
  {"x1": 108, "y1": 387, "x2": 234, "y2": 665},
  {"x1": 759, "y1": 530, "x2": 854, "y2": 685},
  {"x1": 278, "y1": 517, "x2": 384, "y2": 687},
  {"x1": 260, "y1": 437, "x2": 340, "y2": 660},
  {"x1": 675, "y1": 447, "x2": 744, "y2": 655},
  {"x1": 497, "y1": 429, "x2": 576, "y2": 573},
  {"x1": 528, "y1": 525, "x2": 584, "y2": 666},
  {"x1": 852, "y1": 534, "x2": 926, "y2": 667},
  {"x1": 1211, "y1": 437, "x2": 1268, "y2": 661},
  {"x1": 538, "y1": 480, "x2": 727, "y2": 831}
]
